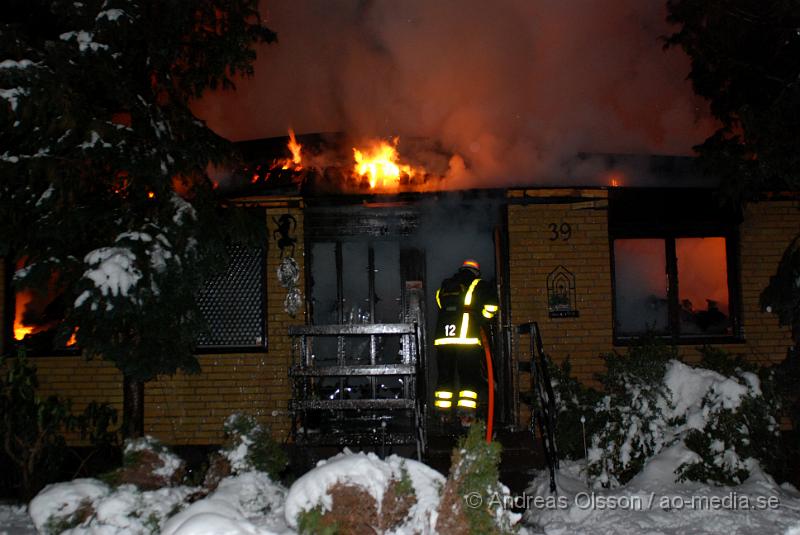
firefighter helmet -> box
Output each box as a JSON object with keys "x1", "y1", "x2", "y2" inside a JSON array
[{"x1": 461, "y1": 259, "x2": 480, "y2": 274}]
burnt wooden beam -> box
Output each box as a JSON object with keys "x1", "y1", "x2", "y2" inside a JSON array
[
  {"x1": 288, "y1": 323, "x2": 416, "y2": 336},
  {"x1": 291, "y1": 399, "x2": 415, "y2": 410},
  {"x1": 289, "y1": 364, "x2": 415, "y2": 377}
]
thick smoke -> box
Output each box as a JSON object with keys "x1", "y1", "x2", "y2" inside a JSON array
[{"x1": 195, "y1": 0, "x2": 716, "y2": 186}]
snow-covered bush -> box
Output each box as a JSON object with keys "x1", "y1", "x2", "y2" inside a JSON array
[
  {"x1": 28, "y1": 418, "x2": 290, "y2": 535},
  {"x1": 436, "y1": 422, "x2": 520, "y2": 534},
  {"x1": 104, "y1": 436, "x2": 186, "y2": 489},
  {"x1": 587, "y1": 338, "x2": 678, "y2": 486},
  {"x1": 285, "y1": 451, "x2": 443, "y2": 534},
  {"x1": 675, "y1": 347, "x2": 780, "y2": 485},
  {"x1": 220, "y1": 413, "x2": 288, "y2": 478},
  {"x1": 587, "y1": 341, "x2": 781, "y2": 488},
  {"x1": 29, "y1": 478, "x2": 195, "y2": 535},
  {"x1": 526, "y1": 442, "x2": 800, "y2": 535}
]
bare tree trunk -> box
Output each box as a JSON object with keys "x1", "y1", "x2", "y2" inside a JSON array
[{"x1": 122, "y1": 375, "x2": 145, "y2": 439}]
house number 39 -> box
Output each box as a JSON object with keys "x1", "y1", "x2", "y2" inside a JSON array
[{"x1": 548, "y1": 222, "x2": 572, "y2": 241}]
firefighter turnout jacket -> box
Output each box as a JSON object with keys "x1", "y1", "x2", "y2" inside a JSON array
[{"x1": 434, "y1": 269, "x2": 498, "y2": 346}]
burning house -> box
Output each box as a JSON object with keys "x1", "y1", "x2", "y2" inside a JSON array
[{"x1": 2, "y1": 131, "x2": 797, "y2": 453}]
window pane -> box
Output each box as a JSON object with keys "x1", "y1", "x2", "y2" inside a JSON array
[
  {"x1": 614, "y1": 239, "x2": 668, "y2": 335},
  {"x1": 341, "y1": 242, "x2": 369, "y2": 325},
  {"x1": 13, "y1": 262, "x2": 73, "y2": 351},
  {"x1": 373, "y1": 241, "x2": 401, "y2": 324},
  {"x1": 310, "y1": 242, "x2": 338, "y2": 368},
  {"x1": 676, "y1": 237, "x2": 731, "y2": 335},
  {"x1": 374, "y1": 241, "x2": 402, "y2": 368}
]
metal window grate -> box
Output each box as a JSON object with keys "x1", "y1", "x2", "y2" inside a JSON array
[{"x1": 196, "y1": 244, "x2": 266, "y2": 349}]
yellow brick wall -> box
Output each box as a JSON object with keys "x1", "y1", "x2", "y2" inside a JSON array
[
  {"x1": 27, "y1": 204, "x2": 306, "y2": 445},
  {"x1": 507, "y1": 192, "x2": 613, "y2": 425},
  {"x1": 28, "y1": 356, "x2": 122, "y2": 445},
  {"x1": 507, "y1": 191, "x2": 799, "y2": 426},
  {"x1": 708, "y1": 199, "x2": 799, "y2": 365}
]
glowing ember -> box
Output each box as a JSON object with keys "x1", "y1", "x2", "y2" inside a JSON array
[
  {"x1": 13, "y1": 291, "x2": 34, "y2": 341},
  {"x1": 147, "y1": 191, "x2": 155, "y2": 199},
  {"x1": 352, "y1": 138, "x2": 419, "y2": 189},
  {"x1": 113, "y1": 171, "x2": 130, "y2": 196}
]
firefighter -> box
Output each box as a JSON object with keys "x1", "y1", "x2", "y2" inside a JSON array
[{"x1": 433, "y1": 259, "x2": 498, "y2": 427}]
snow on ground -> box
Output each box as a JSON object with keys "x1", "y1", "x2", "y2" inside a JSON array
[
  {"x1": 162, "y1": 472, "x2": 287, "y2": 535},
  {"x1": 0, "y1": 503, "x2": 36, "y2": 535},
  {"x1": 526, "y1": 443, "x2": 800, "y2": 535}
]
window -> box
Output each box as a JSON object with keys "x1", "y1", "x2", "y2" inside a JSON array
[
  {"x1": 612, "y1": 235, "x2": 739, "y2": 341},
  {"x1": 8, "y1": 259, "x2": 76, "y2": 354},
  {"x1": 5, "y1": 245, "x2": 266, "y2": 354},
  {"x1": 608, "y1": 188, "x2": 742, "y2": 343},
  {"x1": 195, "y1": 244, "x2": 266, "y2": 350}
]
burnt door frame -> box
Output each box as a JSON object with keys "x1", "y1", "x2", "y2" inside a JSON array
[
  {"x1": 304, "y1": 204, "x2": 425, "y2": 400},
  {"x1": 494, "y1": 206, "x2": 514, "y2": 426}
]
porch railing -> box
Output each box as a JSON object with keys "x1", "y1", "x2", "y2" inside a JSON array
[{"x1": 288, "y1": 322, "x2": 425, "y2": 458}]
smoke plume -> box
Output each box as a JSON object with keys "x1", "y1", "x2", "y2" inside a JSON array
[{"x1": 194, "y1": 0, "x2": 717, "y2": 187}]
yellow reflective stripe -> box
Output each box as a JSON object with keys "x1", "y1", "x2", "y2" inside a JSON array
[
  {"x1": 459, "y1": 312, "x2": 470, "y2": 338},
  {"x1": 434, "y1": 337, "x2": 481, "y2": 345},
  {"x1": 436, "y1": 289, "x2": 441, "y2": 309},
  {"x1": 435, "y1": 390, "x2": 453, "y2": 399},
  {"x1": 484, "y1": 304, "x2": 498, "y2": 312},
  {"x1": 457, "y1": 399, "x2": 477, "y2": 409},
  {"x1": 482, "y1": 309, "x2": 494, "y2": 319},
  {"x1": 434, "y1": 400, "x2": 452, "y2": 408},
  {"x1": 463, "y1": 278, "x2": 481, "y2": 306},
  {"x1": 459, "y1": 390, "x2": 477, "y2": 399}
]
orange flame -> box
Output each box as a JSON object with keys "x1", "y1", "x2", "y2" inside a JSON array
[
  {"x1": 66, "y1": 327, "x2": 78, "y2": 347},
  {"x1": 352, "y1": 138, "x2": 419, "y2": 190},
  {"x1": 269, "y1": 129, "x2": 303, "y2": 173},
  {"x1": 13, "y1": 290, "x2": 34, "y2": 341},
  {"x1": 283, "y1": 129, "x2": 302, "y2": 169}
]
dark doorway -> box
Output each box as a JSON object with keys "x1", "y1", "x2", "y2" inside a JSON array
[{"x1": 302, "y1": 194, "x2": 508, "y2": 447}]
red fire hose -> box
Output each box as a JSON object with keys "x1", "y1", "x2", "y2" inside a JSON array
[{"x1": 481, "y1": 329, "x2": 494, "y2": 443}]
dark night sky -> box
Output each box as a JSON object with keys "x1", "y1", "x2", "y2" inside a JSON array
[{"x1": 195, "y1": 0, "x2": 718, "y2": 187}]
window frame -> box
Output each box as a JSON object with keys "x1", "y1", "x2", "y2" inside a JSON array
[
  {"x1": 194, "y1": 243, "x2": 268, "y2": 354},
  {"x1": 610, "y1": 225, "x2": 743, "y2": 345}
]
